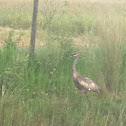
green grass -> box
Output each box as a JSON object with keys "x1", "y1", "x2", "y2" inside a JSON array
[
  {"x1": 0, "y1": 9, "x2": 32, "y2": 29},
  {"x1": 0, "y1": 31, "x2": 126, "y2": 126},
  {"x1": 0, "y1": 0, "x2": 126, "y2": 126},
  {"x1": 0, "y1": 8, "x2": 96, "y2": 37}
]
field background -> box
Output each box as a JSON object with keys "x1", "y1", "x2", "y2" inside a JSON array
[{"x1": 0, "y1": 0, "x2": 126, "y2": 126}]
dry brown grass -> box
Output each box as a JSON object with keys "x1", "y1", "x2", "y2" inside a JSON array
[
  {"x1": 1, "y1": 0, "x2": 126, "y2": 10},
  {"x1": 0, "y1": 0, "x2": 33, "y2": 10},
  {"x1": 0, "y1": 27, "x2": 44, "y2": 48},
  {"x1": 0, "y1": 0, "x2": 126, "y2": 48}
]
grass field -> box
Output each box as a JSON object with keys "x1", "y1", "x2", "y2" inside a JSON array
[{"x1": 0, "y1": 0, "x2": 126, "y2": 126}]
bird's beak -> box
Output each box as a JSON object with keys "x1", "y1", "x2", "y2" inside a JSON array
[{"x1": 66, "y1": 54, "x2": 73, "y2": 57}]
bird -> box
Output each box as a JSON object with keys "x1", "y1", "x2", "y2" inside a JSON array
[{"x1": 68, "y1": 52, "x2": 101, "y2": 103}]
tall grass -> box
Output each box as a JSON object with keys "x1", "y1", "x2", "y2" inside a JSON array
[{"x1": 0, "y1": 0, "x2": 126, "y2": 126}]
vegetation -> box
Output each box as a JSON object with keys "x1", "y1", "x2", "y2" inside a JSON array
[{"x1": 0, "y1": 0, "x2": 126, "y2": 126}]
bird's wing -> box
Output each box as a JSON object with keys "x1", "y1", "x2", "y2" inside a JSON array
[
  {"x1": 78, "y1": 76, "x2": 100, "y2": 91},
  {"x1": 77, "y1": 76, "x2": 91, "y2": 89}
]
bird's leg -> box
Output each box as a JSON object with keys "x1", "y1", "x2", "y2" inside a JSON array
[
  {"x1": 80, "y1": 90, "x2": 86, "y2": 97},
  {"x1": 80, "y1": 90, "x2": 91, "y2": 107},
  {"x1": 85, "y1": 93, "x2": 91, "y2": 107}
]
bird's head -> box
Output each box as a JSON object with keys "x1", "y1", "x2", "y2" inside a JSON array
[
  {"x1": 72, "y1": 52, "x2": 79, "y2": 56},
  {"x1": 67, "y1": 52, "x2": 79, "y2": 57}
]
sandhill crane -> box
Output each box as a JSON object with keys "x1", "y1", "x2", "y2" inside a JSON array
[{"x1": 68, "y1": 52, "x2": 101, "y2": 103}]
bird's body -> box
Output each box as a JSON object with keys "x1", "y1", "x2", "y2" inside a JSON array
[{"x1": 70, "y1": 52, "x2": 101, "y2": 95}]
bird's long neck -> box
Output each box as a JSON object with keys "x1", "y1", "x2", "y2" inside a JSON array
[{"x1": 72, "y1": 55, "x2": 80, "y2": 74}]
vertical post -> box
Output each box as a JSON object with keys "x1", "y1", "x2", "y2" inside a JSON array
[{"x1": 29, "y1": 0, "x2": 39, "y2": 57}]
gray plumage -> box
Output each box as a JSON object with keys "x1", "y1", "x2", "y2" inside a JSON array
[{"x1": 70, "y1": 52, "x2": 101, "y2": 95}]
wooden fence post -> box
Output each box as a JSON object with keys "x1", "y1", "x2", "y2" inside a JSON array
[{"x1": 29, "y1": 0, "x2": 39, "y2": 57}]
